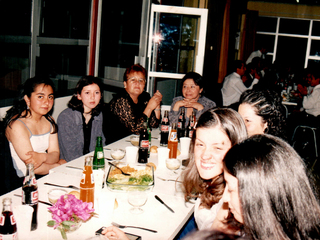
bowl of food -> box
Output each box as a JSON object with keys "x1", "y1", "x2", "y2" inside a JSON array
[
  {"x1": 106, "y1": 163, "x2": 154, "y2": 192},
  {"x1": 130, "y1": 135, "x2": 139, "y2": 146},
  {"x1": 48, "y1": 189, "x2": 68, "y2": 204},
  {"x1": 110, "y1": 148, "x2": 126, "y2": 160},
  {"x1": 166, "y1": 158, "x2": 181, "y2": 171}
]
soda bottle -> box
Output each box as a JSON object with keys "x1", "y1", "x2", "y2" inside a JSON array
[
  {"x1": 93, "y1": 136, "x2": 105, "y2": 170},
  {"x1": 186, "y1": 111, "x2": 195, "y2": 138},
  {"x1": 147, "y1": 118, "x2": 151, "y2": 156},
  {"x1": 160, "y1": 110, "x2": 169, "y2": 146},
  {"x1": 0, "y1": 198, "x2": 17, "y2": 240},
  {"x1": 80, "y1": 156, "x2": 95, "y2": 206},
  {"x1": 138, "y1": 122, "x2": 149, "y2": 164},
  {"x1": 168, "y1": 123, "x2": 178, "y2": 159},
  {"x1": 22, "y1": 163, "x2": 38, "y2": 231},
  {"x1": 177, "y1": 108, "x2": 186, "y2": 141}
]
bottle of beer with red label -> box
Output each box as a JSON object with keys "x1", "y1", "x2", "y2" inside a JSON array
[
  {"x1": 0, "y1": 198, "x2": 17, "y2": 240},
  {"x1": 160, "y1": 110, "x2": 169, "y2": 146},
  {"x1": 22, "y1": 163, "x2": 38, "y2": 231},
  {"x1": 138, "y1": 121, "x2": 149, "y2": 163},
  {"x1": 186, "y1": 111, "x2": 196, "y2": 138},
  {"x1": 177, "y1": 108, "x2": 186, "y2": 141}
]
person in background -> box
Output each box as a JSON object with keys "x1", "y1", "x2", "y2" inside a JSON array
[
  {"x1": 105, "y1": 64, "x2": 162, "y2": 143},
  {"x1": 221, "y1": 60, "x2": 259, "y2": 109},
  {"x1": 5, "y1": 76, "x2": 66, "y2": 177},
  {"x1": 169, "y1": 72, "x2": 216, "y2": 125},
  {"x1": 223, "y1": 134, "x2": 320, "y2": 240},
  {"x1": 245, "y1": 46, "x2": 267, "y2": 65},
  {"x1": 57, "y1": 76, "x2": 105, "y2": 162},
  {"x1": 238, "y1": 89, "x2": 287, "y2": 140},
  {"x1": 181, "y1": 108, "x2": 247, "y2": 235}
]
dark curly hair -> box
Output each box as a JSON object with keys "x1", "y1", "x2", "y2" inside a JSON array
[{"x1": 239, "y1": 89, "x2": 287, "y2": 140}]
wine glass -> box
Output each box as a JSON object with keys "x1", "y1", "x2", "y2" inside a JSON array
[{"x1": 127, "y1": 190, "x2": 148, "y2": 214}]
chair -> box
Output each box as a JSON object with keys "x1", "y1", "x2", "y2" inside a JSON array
[{"x1": 291, "y1": 125, "x2": 318, "y2": 171}]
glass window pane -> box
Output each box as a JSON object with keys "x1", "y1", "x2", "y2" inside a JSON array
[
  {"x1": 40, "y1": 0, "x2": 91, "y2": 39},
  {"x1": 155, "y1": 77, "x2": 183, "y2": 105},
  {"x1": 257, "y1": 17, "x2": 277, "y2": 33},
  {"x1": 310, "y1": 40, "x2": 320, "y2": 56},
  {"x1": 256, "y1": 34, "x2": 275, "y2": 54},
  {"x1": 150, "y1": 13, "x2": 199, "y2": 74},
  {"x1": 279, "y1": 18, "x2": 309, "y2": 35},
  {"x1": 276, "y1": 36, "x2": 307, "y2": 69},
  {"x1": 312, "y1": 21, "x2": 320, "y2": 36},
  {"x1": 308, "y1": 59, "x2": 320, "y2": 70}
]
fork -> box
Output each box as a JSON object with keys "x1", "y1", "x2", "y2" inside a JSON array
[
  {"x1": 111, "y1": 222, "x2": 157, "y2": 233},
  {"x1": 44, "y1": 182, "x2": 80, "y2": 190},
  {"x1": 157, "y1": 176, "x2": 182, "y2": 183},
  {"x1": 108, "y1": 162, "x2": 131, "y2": 176}
]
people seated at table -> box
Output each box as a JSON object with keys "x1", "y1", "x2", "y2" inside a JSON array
[
  {"x1": 57, "y1": 76, "x2": 105, "y2": 162},
  {"x1": 238, "y1": 89, "x2": 287, "y2": 140},
  {"x1": 245, "y1": 46, "x2": 267, "y2": 65},
  {"x1": 181, "y1": 108, "x2": 247, "y2": 234},
  {"x1": 105, "y1": 64, "x2": 162, "y2": 143},
  {"x1": 221, "y1": 60, "x2": 259, "y2": 109},
  {"x1": 169, "y1": 72, "x2": 216, "y2": 125},
  {"x1": 223, "y1": 134, "x2": 320, "y2": 239},
  {"x1": 4, "y1": 76, "x2": 66, "y2": 177}
]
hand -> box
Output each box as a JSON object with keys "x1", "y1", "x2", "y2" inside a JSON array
[
  {"x1": 25, "y1": 151, "x2": 46, "y2": 169},
  {"x1": 147, "y1": 90, "x2": 162, "y2": 110},
  {"x1": 184, "y1": 99, "x2": 204, "y2": 111},
  {"x1": 58, "y1": 159, "x2": 67, "y2": 165},
  {"x1": 102, "y1": 226, "x2": 129, "y2": 240}
]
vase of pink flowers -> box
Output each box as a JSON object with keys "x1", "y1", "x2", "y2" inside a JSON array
[{"x1": 47, "y1": 194, "x2": 96, "y2": 240}]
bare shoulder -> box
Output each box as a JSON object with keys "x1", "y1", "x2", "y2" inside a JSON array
[{"x1": 6, "y1": 118, "x2": 30, "y2": 140}]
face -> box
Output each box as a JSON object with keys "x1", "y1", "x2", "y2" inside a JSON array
[
  {"x1": 182, "y1": 79, "x2": 203, "y2": 100},
  {"x1": 223, "y1": 171, "x2": 243, "y2": 223},
  {"x1": 24, "y1": 84, "x2": 54, "y2": 116},
  {"x1": 194, "y1": 126, "x2": 232, "y2": 180},
  {"x1": 238, "y1": 103, "x2": 267, "y2": 137},
  {"x1": 77, "y1": 83, "x2": 101, "y2": 113},
  {"x1": 124, "y1": 71, "x2": 146, "y2": 98},
  {"x1": 237, "y1": 64, "x2": 246, "y2": 76},
  {"x1": 310, "y1": 75, "x2": 320, "y2": 87}
]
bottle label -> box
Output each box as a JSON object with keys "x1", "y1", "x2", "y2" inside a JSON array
[
  {"x1": 162, "y1": 118, "x2": 168, "y2": 123},
  {"x1": 32, "y1": 191, "x2": 38, "y2": 203},
  {"x1": 32, "y1": 178, "x2": 37, "y2": 185},
  {"x1": 189, "y1": 130, "x2": 194, "y2": 138},
  {"x1": 140, "y1": 140, "x2": 149, "y2": 148},
  {"x1": 161, "y1": 125, "x2": 169, "y2": 132},
  {"x1": 80, "y1": 174, "x2": 85, "y2": 184},
  {"x1": 10, "y1": 215, "x2": 15, "y2": 225},
  {"x1": 179, "y1": 115, "x2": 182, "y2": 120},
  {"x1": 0, "y1": 233, "x2": 18, "y2": 240},
  {"x1": 97, "y1": 151, "x2": 104, "y2": 159},
  {"x1": 0, "y1": 216, "x2": 4, "y2": 226},
  {"x1": 169, "y1": 132, "x2": 178, "y2": 141},
  {"x1": 178, "y1": 122, "x2": 182, "y2": 129}
]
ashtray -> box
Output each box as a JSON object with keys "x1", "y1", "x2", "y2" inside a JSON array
[
  {"x1": 48, "y1": 189, "x2": 68, "y2": 204},
  {"x1": 111, "y1": 148, "x2": 126, "y2": 160}
]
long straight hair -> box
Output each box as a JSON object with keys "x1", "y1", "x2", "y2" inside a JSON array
[
  {"x1": 183, "y1": 108, "x2": 247, "y2": 208},
  {"x1": 224, "y1": 134, "x2": 320, "y2": 240}
]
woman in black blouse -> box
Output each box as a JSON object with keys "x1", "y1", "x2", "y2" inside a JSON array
[{"x1": 104, "y1": 64, "x2": 162, "y2": 143}]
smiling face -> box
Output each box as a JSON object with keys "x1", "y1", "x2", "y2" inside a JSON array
[
  {"x1": 24, "y1": 84, "x2": 54, "y2": 116},
  {"x1": 77, "y1": 83, "x2": 101, "y2": 113},
  {"x1": 194, "y1": 126, "x2": 232, "y2": 180},
  {"x1": 124, "y1": 71, "x2": 146, "y2": 99},
  {"x1": 223, "y1": 170, "x2": 243, "y2": 223},
  {"x1": 238, "y1": 103, "x2": 267, "y2": 137},
  {"x1": 182, "y1": 79, "x2": 203, "y2": 100}
]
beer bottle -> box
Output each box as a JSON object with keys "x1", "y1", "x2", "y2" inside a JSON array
[
  {"x1": 168, "y1": 123, "x2": 178, "y2": 159},
  {"x1": 0, "y1": 198, "x2": 17, "y2": 239},
  {"x1": 138, "y1": 122, "x2": 149, "y2": 164},
  {"x1": 177, "y1": 108, "x2": 186, "y2": 141},
  {"x1": 22, "y1": 163, "x2": 38, "y2": 231},
  {"x1": 80, "y1": 156, "x2": 95, "y2": 206},
  {"x1": 147, "y1": 118, "x2": 151, "y2": 156},
  {"x1": 160, "y1": 110, "x2": 169, "y2": 146},
  {"x1": 93, "y1": 136, "x2": 105, "y2": 170},
  {"x1": 186, "y1": 111, "x2": 195, "y2": 138}
]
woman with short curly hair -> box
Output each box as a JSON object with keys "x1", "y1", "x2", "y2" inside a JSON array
[{"x1": 238, "y1": 89, "x2": 286, "y2": 139}]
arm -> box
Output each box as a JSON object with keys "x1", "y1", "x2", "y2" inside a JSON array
[
  {"x1": 102, "y1": 226, "x2": 129, "y2": 240},
  {"x1": 211, "y1": 202, "x2": 239, "y2": 235},
  {"x1": 143, "y1": 90, "x2": 162, "y2": 119},
  {"x1": 303, "y1": 89, "x2": 320, "y2": 110},
  {"x1": 169, "y1": 97, "x2": 183, "y2": 125},
  {"x1": 232, "y1": 78, "x2": 258, "y2": 95}
]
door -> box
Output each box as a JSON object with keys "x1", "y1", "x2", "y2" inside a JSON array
[{"x1": 145, "y1": 4, "x2": 208, "y2": 105}]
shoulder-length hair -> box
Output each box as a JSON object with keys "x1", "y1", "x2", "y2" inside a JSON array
[
  {"x1": 68, "y1": 75, "x2": 104, "y2": 116},
  {"x1": 239, "y1": 89, "x2": 287, "y2": 140},
  {"x1": 183, "y1": 108, "x2": 247, "y2": 208},
  {"x1": 123, "y1": 64, "x2": 147, "y2": 82},
  {"x1": 4, "y1": 76, "x2": 57, "y2": 133},
  {"x1": 224, "y1": 134, "x2": 320, "y2": 240}
]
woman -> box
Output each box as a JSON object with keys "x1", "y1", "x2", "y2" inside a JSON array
[
  {"x1": 5, "y1": 76, "x2": 66, "y2": 177},
  {"x1": 169, "y1": 72, "x2": 216, "y2": 125},
  {"x1": 57, "y1": 76, "x2": 105, "y2": 162},
  {"x1": 238, "y1": 89, "x2": 286, "y2": 139},
  {"x1": 223, "y1": 134, "x2": 320, "y2": 240},
  {"x1": 183, "y1": 108, "x2": 247, "y2": 231},
  {"x1": 106, "y1": 64, "x2": 162, "y2": 143}
]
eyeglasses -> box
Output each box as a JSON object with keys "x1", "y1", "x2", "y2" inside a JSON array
[{"x1": 128, "y1": 77, "x2": 146, "y2": 85}]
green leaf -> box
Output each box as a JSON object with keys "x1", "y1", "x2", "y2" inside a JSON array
[
  {"x1": 47, "y1": 220, "x2": 56, "y2": 227},
  {"x1": 59, "y1": 227, "x2": 68, "y2": 240}
]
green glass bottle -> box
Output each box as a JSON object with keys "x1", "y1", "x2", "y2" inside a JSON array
[{"x1": 93, "y1": 136, "x2": 105, "y2": 170}]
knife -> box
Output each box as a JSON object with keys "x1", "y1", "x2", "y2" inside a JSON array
[
  {"x1": 14, "y1": 194, "x2": 52, "y2": 206},
  {"x1": 155, "y1": 195, "x2": 174, "y2": 213}
]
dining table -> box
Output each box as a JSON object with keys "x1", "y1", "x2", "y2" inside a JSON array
[{"x1": 1, "y1": 129, "x2": 194, "y2": 240}]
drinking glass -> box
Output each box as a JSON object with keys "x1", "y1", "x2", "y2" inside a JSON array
[
  {"x1": 127, "y1": 190, "x2": 148, "y2": 214},
  {"x1": 166, "y1": 158, "x2": 181, "y2": 174}
]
